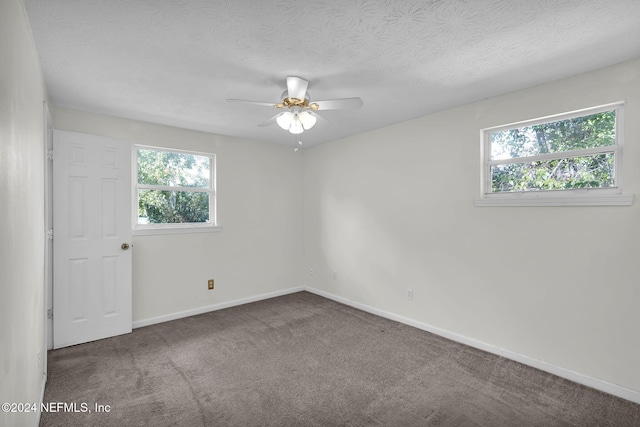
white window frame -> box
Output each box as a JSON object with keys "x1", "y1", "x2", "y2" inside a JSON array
[
  {"x1": 132, "y1": 145, "x2": 220, "y2": 235},
  {"x1": 475, "y1": 102, "x2": 633, "y2": 207}
]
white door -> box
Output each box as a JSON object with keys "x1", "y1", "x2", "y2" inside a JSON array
[{"x1": 53, "y1": 130, "x2": 132, "y2": 349}]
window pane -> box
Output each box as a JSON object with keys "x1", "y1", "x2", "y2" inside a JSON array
[
  {"x1": 491, "y1": 153, "x2": 615, "y2": 193},
  {"x1": 491, "y1": 111, "x2": 616, "y2": 160},
  {"x1": 137, "y1": 149, "x2": 210, "y2": 188},
  {"x1": 138, "y1": 190, "x2": 209, "y2": 224}
]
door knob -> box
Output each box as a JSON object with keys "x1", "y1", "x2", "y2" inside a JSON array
[{"x1": 121, "y1": 243, "x2": 130, "y2": 250}]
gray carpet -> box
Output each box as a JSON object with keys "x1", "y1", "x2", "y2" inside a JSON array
[{"x1": 40, "y1": 291, "x2": 640, "y2": 426}]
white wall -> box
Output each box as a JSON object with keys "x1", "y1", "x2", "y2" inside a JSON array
[
  {"x1": 0, "y1": 0, "x2": 48, "y2": 426},
  {"x1": 52, "y1": 108, "x2": 304, "y2": 323},
  {"x1": 303, "y1": 58, "x2": 640, "y2": 395}
]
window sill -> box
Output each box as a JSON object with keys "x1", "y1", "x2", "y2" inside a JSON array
[
  {"x1": 132, "y1": 225, "x2": 222, "y2": 236},
  {"x1": 474, "y1": 193, "x2": 633, "y2": 207}
]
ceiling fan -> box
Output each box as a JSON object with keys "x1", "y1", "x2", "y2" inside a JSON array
[{"x1": 227, "y1": 76, "x2": 363, "y2": 150}]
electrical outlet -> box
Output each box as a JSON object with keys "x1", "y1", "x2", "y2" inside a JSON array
[
  {"x1": 406, "y1": 288, "x2": 413, "y2": 300},
  {"x1": 310, "y1": 267, "x2": 314, "y2": 275},
  {"x1": 208, "y1": 279, "x2": 214, "y2": 290},
  {"x1": 332, "y1": 271, "x2": 337, "y2": 280}
]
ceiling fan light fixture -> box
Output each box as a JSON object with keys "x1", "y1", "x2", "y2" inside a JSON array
[
  {"x1": 298, "y1": 111, "x2": 317, "y2": 130},
  {"x1": 289, "y1": 118, "x2": 304, "y2": 134},
  {"x1": 276, "y1": 111, "x2": 293, "y2": 130}
]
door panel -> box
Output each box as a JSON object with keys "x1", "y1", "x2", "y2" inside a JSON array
[{"x1": 53, "y1": 130, "x2": 132, "y2": 349}]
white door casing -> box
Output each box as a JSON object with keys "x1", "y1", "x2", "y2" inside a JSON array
[
  {"x1": 44, "y1": 103, "x2": 53, "y2": 356},
  {"x1": 53, "y1": 130, "x2": 132, "y2": 349}
]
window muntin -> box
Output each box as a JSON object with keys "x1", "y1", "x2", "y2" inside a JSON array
[
  {"x1": 134, "y1": 146, "x2": 216, "y2": 230},
  {"x1": 483, "y1": 104, "x2": 622, "y2": 196}
]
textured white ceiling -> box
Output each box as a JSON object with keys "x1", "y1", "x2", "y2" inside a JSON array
[{"x1": 24, "y1": 0, "x2": 640, "y2": 147}]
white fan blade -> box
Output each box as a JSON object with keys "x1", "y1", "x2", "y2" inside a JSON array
[
  {"x1": 227, "y1": 99, "x2": 276, "y2": 108},
  {"x1": 257, "y1": 113, "x2": 281, "y2": 127},
  {"x1": 286, "y1": 76, "x2": 308, "y2": 101},
  {"x1": 310, "y1": 111, "x2": 327, "y2": 124},
  {"x1": 312, "y1": 97, "x2": 363, "y2": 110}
]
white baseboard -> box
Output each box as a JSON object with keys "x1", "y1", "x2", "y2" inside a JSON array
[
  {"x1": 132, "y1": 286, "x2": 304, "y2": 329},
  {"x1": 304, "y1": 287, "x2": 640, "y2": 405}
]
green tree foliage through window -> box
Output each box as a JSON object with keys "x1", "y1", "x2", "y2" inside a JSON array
[
  {"x1": 489, "y1": 110, "x2": 617, "y2": 193},
  {"x1": 137, "y1": 148, "x2": 211, "y2": 224}
]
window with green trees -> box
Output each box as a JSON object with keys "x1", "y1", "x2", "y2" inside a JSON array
[
  {"x1": 483, "y1": 104, "x2": 622, "y2": 195},
  {"x1": 135, "y1": 146, "x2": 215, "y2": 228}
]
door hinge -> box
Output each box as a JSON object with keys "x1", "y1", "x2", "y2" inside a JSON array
[
  {"x1": 46, "y1": 149, "x2": 54, "y2": 161},
  {"x1": 47, "y1": 229, "x2": 53, "y2": 240},
  {"x1": 47, "y1": 309, "x2": 53, "y2": 320}
]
